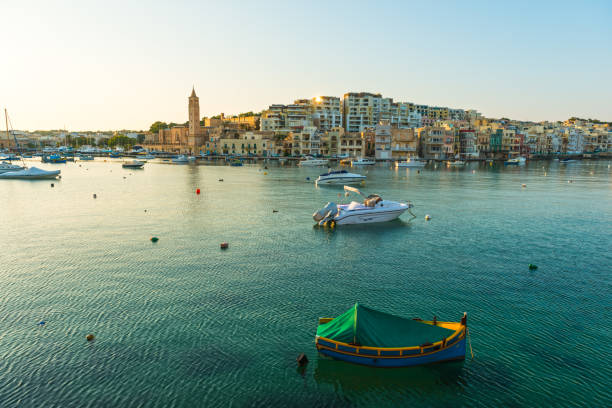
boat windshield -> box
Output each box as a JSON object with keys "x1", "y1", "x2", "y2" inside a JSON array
[
  {"x1": 364, "y1": 194, "x2": 382, "y2": 207},
  {"x1": 320, "y1": 170, "x2": 347, "y2": 177}
]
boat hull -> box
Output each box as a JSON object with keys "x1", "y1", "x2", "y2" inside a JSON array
[
  {"x1": 317, "y1": 337, "x2": 465, "y2": 367},
  {"x1": 334, "y1": 207, "x2": 408, "y2": 225},
  {"x1": 396, "y1": 162, "x2": 425, "y2": 168},
  {"x1": 316, "y1": 177, "x2": 365, "y2": 185}
]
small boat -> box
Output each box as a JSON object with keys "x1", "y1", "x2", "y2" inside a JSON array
[
  {"x1": 109, "y1": 152, "x2": 122, "y2": 158},
  {"x1": 0, "y1": 166, "x2": 60, "y2": 179},
  {"x1": 351, "y1": 158, "x2": 376, "y2": 166},
  {"x1": 42, "y1": 154, "x2": 66, "y2": 164},
  {"x1": 313, "y1": 186, "x2": 412, "y2": 226},
  {"x1": 315, "y1": 303, "x2": 467, "y2": 368},
  {"x1": 339, "y1": 159, "x2": 352, "y2": 165},
  {"x1": 560, "y1": 158, "x2": 577, "y2": 163},
  {"x1": 0, "y1": 163, "x2": 25, "y2": 173},
  {"x1": 299, "y1": 157, "x2": 328, "y2": 167},
  {"x1": 504, "y1": 157, "x2": 526, "y2": 165},
  {"x1": 230, "y1": 159, "x2": 243, "y2": 167},
  {"x1": 1, "y1": 154, "x2": 19, "y2": 161},
  {"x1": 315, "y1": 170, "x2": 366, "y2": 185},
  {"x1": 141, "y1": 154, "x2": 156, "y2": 160},
  {"x1": 122, "y1": 160, "x2": 145, "y2": 169},
  {"x1": 395, "y1": 158, "x2": 426, "y2": 168},
  {"x1": 172, "y1": 155, "x2": 189, "y2": 164},
  {"x1": 79, "y1": 155, "x2": 94, "y2": 161},
  {"x1": 447, "y1": 160, "x2": 465, "y2": 167},
  {"x1": 188, "y1": 156, "x2": 196, "y2": 162}
]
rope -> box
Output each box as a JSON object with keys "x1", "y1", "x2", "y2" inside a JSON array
[{"x1": 467, "y1": 327, "x2": 474, "y2": 359}]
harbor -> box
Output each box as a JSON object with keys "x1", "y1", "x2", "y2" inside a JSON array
[{"x1": 1, "y1": 159, "x2": 610, "y2": 406}]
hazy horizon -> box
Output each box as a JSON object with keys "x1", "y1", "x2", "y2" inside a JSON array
[{"x1": 2, "y1": 0, "x2": 611, "y2": 131}]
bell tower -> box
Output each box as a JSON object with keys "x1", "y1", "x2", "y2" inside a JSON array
[{"x1": 188, "y1": 86, "x2": 202, "y2": 152}]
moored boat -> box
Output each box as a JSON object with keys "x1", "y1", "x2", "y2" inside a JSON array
[
  {"x1": 313, "y1": 186, "x2": 412, "y2": 226},
  {"x1": 172, "y1": 155, "x2": 189, "y2": 164},
  {"x1": 122, "y1": 160, "x2": 145, "y2": 169},
  {"x1": 42, "y1": 154, "x2": 67, "y2": 164},
  {"x1": 395, "y1": 158, "x2": 426, "y2": 168},
  {"x1": 0, "y1": 166, "x2": 61, "y2": 179},
  {"x1": 315, "y1": 303, "x2": 467, "y2": 367},
  {"x1": 351, "y1": 158, "x2": 376, "y2": 166},
  {"x1": 299, "y1": 156, "x2": 329, "y2": 167},
  {"x1": 315, "y1": 170, "x2": 366, "y2": 185},
  {"x1": 447, "y1": 160, "x2": 465, "y2": 167},
  {"x1": 504, "y1": 157, "x2": 526, "y2": 165},
  {"x1": 0, "y1": 163, "x2": 25, "y2": 173}
]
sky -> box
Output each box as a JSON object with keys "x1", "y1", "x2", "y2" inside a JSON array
[{"x1": 1, "y1": 0, "x2": 611, "y2": 131}]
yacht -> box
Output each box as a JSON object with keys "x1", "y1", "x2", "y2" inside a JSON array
[
  {"x1": 351, "y1": 158, "x2": 376, "y2": 166},
  {"x1": 0, "y1": 167, "x2": 60, "y2": 179},
  {"x1": 299, "y1": 157, "x2": 328, "y2": 167},
  {"x1": 313, "y1": 186, "x2": 412, "y2": 226},
  {"x1": 172, "y1": 155, "x2": 189, "y2": 164},
  {"x1": 122, "y1": 160, "x2": 145, "y2": 169},
  {"x1": 315, "y1": 170, "x2": 366, "y2": 185},
  {"x1": 0, "y1": 163, "x2": 25, "y2": 174},
  {"x1": 395, "y1": 158, "x2": 426, "y2": 168}
]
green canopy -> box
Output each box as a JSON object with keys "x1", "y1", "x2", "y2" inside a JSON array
[{"x1": 316, "y1": 303, "x2": 455, "y2": 348}]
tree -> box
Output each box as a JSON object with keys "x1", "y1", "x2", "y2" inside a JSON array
[
  {"x1": 149, "y1": 121, "x2": 168, "y2": 133},
  {"x1": 137, "y1": 134, "x2": 145, "y2": 144},
  {"x1": 108, "y1": 134, "x2": 133, "y2": 148}
]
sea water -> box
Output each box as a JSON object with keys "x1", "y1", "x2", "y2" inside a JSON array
[{"x1": 0, "y1": 159, "x2": 610, "y2": 407}]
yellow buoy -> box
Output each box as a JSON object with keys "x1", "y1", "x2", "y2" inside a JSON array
[
  {"x1": 264, "y1": 172, "x2": 267, "y2": 175},
  {"x1": 425, "y1": 214, "x2": 431, "y2": 221}
]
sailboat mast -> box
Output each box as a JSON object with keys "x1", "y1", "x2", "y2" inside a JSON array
[{"x1": 4, "y1": 108, "x2": 10, "y2": 150}]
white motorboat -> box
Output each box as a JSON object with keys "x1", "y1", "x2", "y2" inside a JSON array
[
  {"x1": 299, "y1": 157, "x2": 328, "y2": 167},
  {"x1": 122, "y1": 160, "x2": 145, "y2": 169},
  {"x1": 447, "y1": 160, "x2": 465, "y2": 166},
  {"x1": 141, "y1": 154, "x2": 156, "y2": 160},
  {"x1": 0, "y1": 163, "x2": 25, "y2": 173},
  {"x1": 395, "y1": 158, "x2": 426, "y2": 168},
  {"x1": 315, "y1": 170, "x2": 366, "y2": 185},
  {"x1": 0, "y1": 166, "x2": 60, "y2": 179},
  {"x1": 188, "y1": 156, "x2": 196, "y2": 162},
  {"x1": 172, "y1": 155, "x2": 189, "y2": 164},
  {"x1": 351, "y1": 158, "x2": 376, "y2": 166},
  {"x1": 313, "y1": 186, "x2": 412, "y2": 226}
]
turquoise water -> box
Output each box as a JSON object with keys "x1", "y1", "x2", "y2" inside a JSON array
[{"x1": 1, "y1": 159, "x2": 611, "y2": 407}]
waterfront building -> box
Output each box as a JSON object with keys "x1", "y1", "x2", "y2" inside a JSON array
[
  {"x1": 342, "y1": 92, "x2": 422, "y2": 132},
  {"x1": 390, "y1": 128, "x2": 418, "y2": 160},
  {"x1": 295, "y1": 97, "x2": 342, "y2": 131},
  {"x1": 418, "y1": 127, "x2": 455, "y2": 160},
  {"x1": 458, "y1": 129, "x2": 478, "y2": 160}
]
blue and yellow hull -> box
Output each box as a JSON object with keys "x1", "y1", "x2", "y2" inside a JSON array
[{"x1": 315, "y1": 320, "x2": 466, "y2": 368}]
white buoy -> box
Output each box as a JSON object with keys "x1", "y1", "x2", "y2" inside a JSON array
[{"x1": 425, "y1": 214, "x2": 431, "y2": 221}]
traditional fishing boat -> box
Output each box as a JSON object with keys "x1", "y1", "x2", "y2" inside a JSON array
[{"x1": 315, "y1": 303, "x2": 468, "y2": 367}]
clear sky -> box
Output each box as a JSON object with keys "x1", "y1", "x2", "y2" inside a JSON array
[{"x1": 1, "y1": 0, "x2": 611, "y2": 131}]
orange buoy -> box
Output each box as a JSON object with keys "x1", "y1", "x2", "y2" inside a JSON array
[
  {"x1": 86, "y1": 334, "x2": 95, "y2": 341},
  {"x1": 196, "y1": 188, "x2": 200, "y2": 194},
  {"x1": 220, "y1": 242, "x2": 229, "y2": 249}
]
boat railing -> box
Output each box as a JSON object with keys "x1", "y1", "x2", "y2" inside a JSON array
[{"x1": 315, "y1": 324, "x2": 465, "y2": 357}]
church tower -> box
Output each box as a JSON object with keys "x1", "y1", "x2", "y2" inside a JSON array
[
  {"x1": 188, "y1": 86, "x2": 202, "y2": 152},
  {"x1": 188, "y1": 86, "x2": 201, "y2": 138}
]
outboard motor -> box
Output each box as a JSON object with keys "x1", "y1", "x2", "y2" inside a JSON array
[{"x1": 313, "y1": 202, "x2": 338, "y2": 222}]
